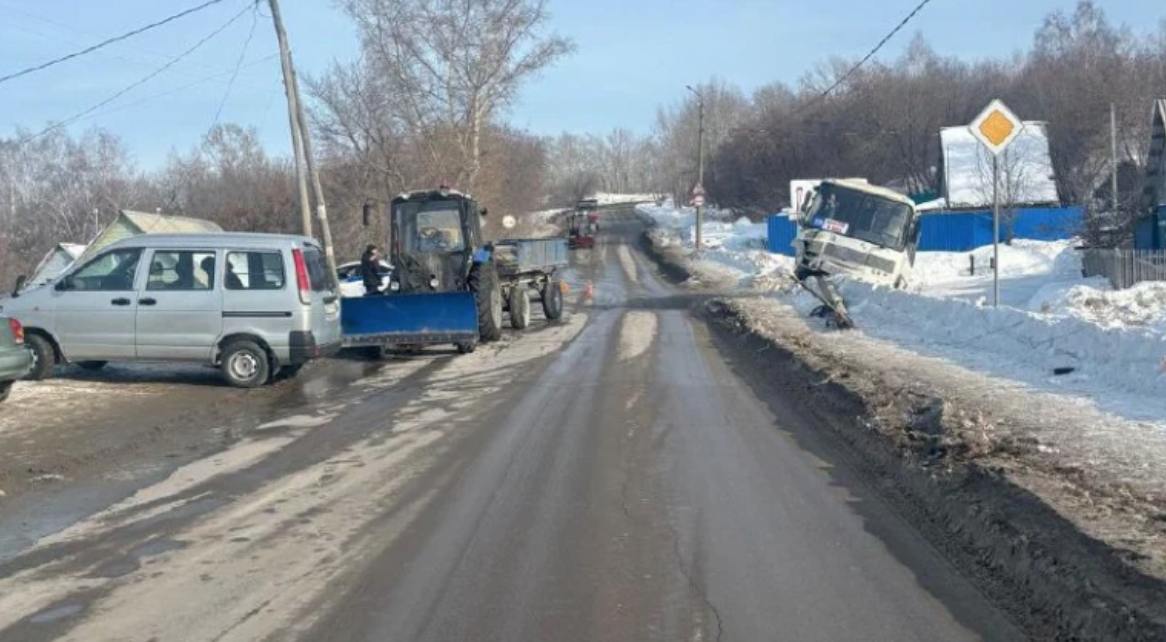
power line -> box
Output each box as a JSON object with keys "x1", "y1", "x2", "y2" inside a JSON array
[
  {"x1": 0, "y1": 0, "x2": 231, "y2": 87},
  {"x1": 213, "y1": 3, "x2": 261, "y2": 124},
  {"x1": 18, "y1": 3, "x2": 253, "y2": 145},
  {"x1": 68, "y1": 54, "x2": 278, "y2": 125},
  {"x1": 807, "y1": 0, "x2": 935, "y2": 106}
]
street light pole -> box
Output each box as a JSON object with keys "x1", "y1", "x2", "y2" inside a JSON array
[{"x1": 686, "y1": 85, "x2": 705, "y2": 252}]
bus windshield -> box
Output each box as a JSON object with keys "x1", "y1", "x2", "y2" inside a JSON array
[{"x1": 803, "y1": 184, "x2": 913, "y2": 250}]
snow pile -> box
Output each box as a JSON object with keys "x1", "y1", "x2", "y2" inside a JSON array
[
  {"x1": 590, "y1": 192, "x2": 660, "y2": 205},
  {"x1": 641, "y1": 199, "x2": 1166, "y2": 416},
  {"x1": 790, "y1": 280, "x2": 1166, "y2": 409},
  {"x1": 636, "y1": 202, "x2": 794, "y2": 286}
]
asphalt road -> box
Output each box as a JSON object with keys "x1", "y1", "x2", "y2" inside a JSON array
[{"x1": 0, "y1": 209, "x2": 1021, "y2": 641}]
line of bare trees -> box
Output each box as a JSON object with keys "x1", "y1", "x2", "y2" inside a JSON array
[
  {"x1": 0, "y1": 0, "x2": 573, "y2": 285},
  {"x1": 705, "y1": 1, "x2": 1166, "y2": 236}
]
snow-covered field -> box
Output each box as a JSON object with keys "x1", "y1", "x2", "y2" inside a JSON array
[{"x1": 637, "y1": 202, "x2": 1166, "y2": 424}]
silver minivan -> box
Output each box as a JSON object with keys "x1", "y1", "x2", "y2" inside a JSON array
[{"x1": 0, "y1": 233, "x2": 341, "y2": 387}]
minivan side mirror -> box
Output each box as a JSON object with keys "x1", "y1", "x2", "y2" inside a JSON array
[
  {"x1": 54, "y1": 278, "x2": 72, "y2": 292},
  {"x1": 11, "y1": 275, "x2": 25, "y2": 297}
]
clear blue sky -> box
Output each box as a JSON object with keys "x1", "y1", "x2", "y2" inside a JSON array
[{"x1": 0, "y1": 0, "x2": 1157, "y2": 168}]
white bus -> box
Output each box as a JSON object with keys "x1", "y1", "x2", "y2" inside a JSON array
[{"x1": 794, "y1": 179, "x2": 921, "y2": 289}]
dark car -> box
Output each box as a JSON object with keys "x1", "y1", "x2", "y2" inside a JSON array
[{"x1": 0, "y1": 316, "x2": 32, "y2": 402}]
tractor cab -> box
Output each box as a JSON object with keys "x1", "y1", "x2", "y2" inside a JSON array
[{"x1": 388, "y1": 188, "x2": 487, "y2": 294}]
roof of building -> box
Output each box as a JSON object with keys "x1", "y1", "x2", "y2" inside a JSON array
[{"x1": 940, "y1": 121, "x2": 1060, "y2": 208}]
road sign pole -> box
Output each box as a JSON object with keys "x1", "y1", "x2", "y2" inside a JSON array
[{"x1": 993, "y1": 154, "x2": 1000, "y2": 308}]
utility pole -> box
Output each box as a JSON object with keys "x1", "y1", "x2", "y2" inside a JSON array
[
  {"x1": 267, "y1": 0, "x2": 311, "y2": 237},
  {"x1": 288, "y1": 55, "x2": 340, "y2": 287},
  {"x1": 1111, "y1": 102, "x2": 1119, "y2": 216},
  {"x1": 268, "y1": 0, "x2": 339, "y2": 288},
  {"x1": 686, "y1": 85, "x2": 705, "y2": 252}
]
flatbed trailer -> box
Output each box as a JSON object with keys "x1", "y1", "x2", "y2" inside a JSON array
[{"x1": 492, "y1": 237, "x2": 569, "y2": 329}]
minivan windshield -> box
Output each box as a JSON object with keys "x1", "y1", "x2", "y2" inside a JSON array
[
  {"x1": 396, "y1": 200, "x2": 466, "y2": 253},
  {"x1": 803, "y1": 184, "x2": 913, "y2": 250}
]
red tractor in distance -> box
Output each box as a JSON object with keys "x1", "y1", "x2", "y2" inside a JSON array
[{"x1": 568, "y1": 199, "x2": 599, "y2": 250}]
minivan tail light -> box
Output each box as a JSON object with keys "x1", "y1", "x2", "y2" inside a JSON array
[
  {"x1": 292, "y1": 249, "x2": 311, "y2": 304},
  {"x1": 8, "y1": 318, "x2": 24, "y2": 344}
]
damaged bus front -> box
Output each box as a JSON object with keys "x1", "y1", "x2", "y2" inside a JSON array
[{"x1": 794, "y1": 180, "x2": 921, "y2": 288}]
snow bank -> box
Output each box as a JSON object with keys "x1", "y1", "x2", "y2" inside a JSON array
[
  {"x1": 590, "y1": 192, "x2": 659, "y2": 205},
  {"x1": 641, "y1": 200, "x2": 1166, "y2": 419},
  {"x1": 637, "y1": 202, "x2": 794, "y2": 285}
]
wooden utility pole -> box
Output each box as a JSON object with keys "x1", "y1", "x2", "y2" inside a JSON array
[
  {"x1": 288, "y1": 55, "x2": 340, "y2": 286},
  {"x1": 268, "y1": 0, "x2": 311, "y2": 237},
  {"x1": 268, "y1": 0, "x2": 339, "y2": 288}
]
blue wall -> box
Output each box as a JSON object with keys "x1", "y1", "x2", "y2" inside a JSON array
[
  {"x1": 767, "y1": 215, "x2": 797, "y2": 256},
  {"x1": 916, "y1": 206, "x2": 1083, "y2": 252},
  {"x1": 1134, "y1": 207, "x2": 1166, "y2": 250},
  {"x1": 768, "y1": 206, "x2": 1084, "y2": 255}
]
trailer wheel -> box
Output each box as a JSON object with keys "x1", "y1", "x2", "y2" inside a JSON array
[
  {"x1": 509, "y1": 287, "x2": 531, "y2": 330},
  {"x1": 542, "y1": 280, "x2": 564, "y2": 321},
  {"x1": 469, "y1": 262, "x2": 503, "y2": 342}
]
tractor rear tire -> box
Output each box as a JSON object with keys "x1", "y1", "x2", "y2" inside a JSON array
[
  {"x1": 542, "y1": 280, "x2": 564, "y2": 321},
  {"x1": 469, "y1": 262, "x2": 503, "y2": 342},
  {"x1": 509, "y1": 287, "x2": 531, "y2": 330}
]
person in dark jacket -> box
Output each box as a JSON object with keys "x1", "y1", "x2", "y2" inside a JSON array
[{"x1": 360, "y1": 244, "x2": 384, "y2": 295}]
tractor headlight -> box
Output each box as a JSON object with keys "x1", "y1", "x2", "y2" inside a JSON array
[
  {"x1": 428, "y1": 276, "x2": 440, "y2": 289},
  {"x1": 389, "y1": 280, "x2": 401, "y2": 292}
]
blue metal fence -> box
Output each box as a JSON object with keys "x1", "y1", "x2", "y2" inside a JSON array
[
  {"x1": 916, "y1": 206, "x2": 1083, "y2": 252},
  {"x1": 767, "y1": 215, "x2": 797, "y2": 256},
  {"x1": 768, "y1": 206, "x2": 1084, "y2": 255}
]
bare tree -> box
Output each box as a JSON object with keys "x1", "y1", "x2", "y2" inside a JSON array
[{"x1": 336, "y1": 0, "x2": 572, "y2": 190}]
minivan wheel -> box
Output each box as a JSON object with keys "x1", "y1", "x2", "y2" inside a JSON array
[
  {"x1": 77, "y1": 361, "x2": 107, "y2": 371},
  {"x1": 24, "y1": 334, "x2": 56, "y2": 381},
  {"x1": 220, "y1": 340, "x2": 270, "y2": 388}
]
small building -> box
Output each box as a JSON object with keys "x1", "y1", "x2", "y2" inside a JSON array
[
  {"x1": 1135, "y1": 100, "x2": 1166, "y2": 250},
  {"x1": 25, "y1": 243, "x2": 86, "y2": 290},
  {"x1": 76, "y1": 210, "x2": 223, "y2": 264},
  {"x1": 938, "y1": 121, "x2": 1060, "y2": 209}
]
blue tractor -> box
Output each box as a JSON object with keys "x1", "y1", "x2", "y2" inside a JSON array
[{"x1": 340, "y1": 188, "x2": 503, "y2": 354}]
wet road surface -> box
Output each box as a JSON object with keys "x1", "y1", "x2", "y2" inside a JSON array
[{"x1": 0, "y1": 209, "x2": 1020, "y2": 641}]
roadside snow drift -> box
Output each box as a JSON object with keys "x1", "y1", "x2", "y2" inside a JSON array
[{"x1": 639, "y1": 201, "x2": 1166, "y2": 421}]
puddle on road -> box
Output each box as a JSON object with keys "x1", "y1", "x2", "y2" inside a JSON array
[{"x1": 29, "y1": 601, "x2": 85, "y2": 624}]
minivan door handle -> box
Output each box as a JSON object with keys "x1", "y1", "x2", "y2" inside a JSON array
[
  {"x1": 110, "y1": 297, "x2": 131, "y2": 306},
  {"x1": 139, "y1": 297, "x2": 157, "y2": 306}
]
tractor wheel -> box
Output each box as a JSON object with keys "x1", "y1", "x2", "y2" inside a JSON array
[
  {"x1": 469, "y1": 262, "x2": 503, "y2": 342},
  {"x1": 542, "y1": 280, "x2": 564, "y2": 321},
  {"x1": 509, "y1": 287, "x2": 531, "y2": 330}
]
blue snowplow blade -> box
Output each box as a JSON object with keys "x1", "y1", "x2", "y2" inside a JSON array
[{"x1": 341, "y1": 292, "x2": 478, "y2": 347}]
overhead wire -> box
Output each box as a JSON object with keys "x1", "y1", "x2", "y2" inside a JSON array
[
  {"x1": 18, "y1": 3, "x2": 255, "y2": 145},
  {"x1": 803, "y1": 0, "x2": 935, "y2": 108},
  {"x1": 0, "y1": 0, "x2": 231, "y2": 87},
  {"x1": 213, "y1": 2, "x2": 261, "y2": 124}
]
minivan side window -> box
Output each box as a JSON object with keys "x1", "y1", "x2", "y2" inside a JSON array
[
  {"x1": 67, "y1": 249, "x2": 142, "y2": 291},
  {"x1": 225, "y1": 251, "x2": 285, "y2": 290},
  {"x1": 147, "y1": 251, "x2": 216, "y2": 291}
]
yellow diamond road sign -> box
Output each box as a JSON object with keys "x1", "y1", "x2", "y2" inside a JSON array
[{"x1": 969, "y1": 99, "x2": 1024, "y2": 156}]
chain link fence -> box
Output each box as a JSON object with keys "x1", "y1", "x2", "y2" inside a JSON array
[{"x1": 1081, "y1": 249, "x2": 1166, "y2": 289}]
